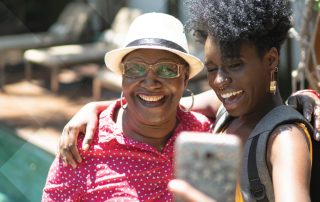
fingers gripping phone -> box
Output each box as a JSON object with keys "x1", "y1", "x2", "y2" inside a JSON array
[{"x1": 174, "y1": 132, "x2": 242, "y2": 202}]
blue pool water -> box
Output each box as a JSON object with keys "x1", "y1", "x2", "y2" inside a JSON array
[{"x1": 0, "y1": 126, "x2": 54, "y2": 202}]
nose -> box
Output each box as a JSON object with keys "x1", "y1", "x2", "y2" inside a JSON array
[
  {"x1": 213, "y1": 69, "x2": 231, "y2": 90},
  {"x1": 141, "y1": 68, "x2": 161, "y2": 89}
]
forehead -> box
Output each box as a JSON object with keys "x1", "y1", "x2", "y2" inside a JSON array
[
  {"x1": 123, "y1": 48, "x2": 186, "y2": 63},
  {"x1": 204, "y1": 37, "x2": 260, "y2": 63},
  {"x1": 204, "y1": 37, "x2": 221, "y2": 61}
]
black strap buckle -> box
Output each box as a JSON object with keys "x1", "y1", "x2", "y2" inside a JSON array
[{"x1": 250, "y1": 178, "x2": 266, "y2": 201}]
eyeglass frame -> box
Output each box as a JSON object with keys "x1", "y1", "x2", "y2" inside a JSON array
[{"x1": 121, "y1": 61, "x2": 187, "y2": 79}]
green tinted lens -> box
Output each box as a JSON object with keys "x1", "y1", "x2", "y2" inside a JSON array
[
  {"x1": 155, "y1": 62, "x2": 179, "y2": 78},
  {"x1": 123, "y1": 63, "x2": 147, "y2": 77}
]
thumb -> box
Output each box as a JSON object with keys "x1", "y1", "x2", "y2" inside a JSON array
[
  {"x1": 286, "y1": 95, "x2": 298, "y2": 109},
  {"x1": 82, "y1": 121, "x2": 97, "y2": 150}
]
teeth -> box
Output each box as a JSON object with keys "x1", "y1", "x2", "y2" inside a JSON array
[
  {"x1": 139, "y1": 94, "x2": 164, "y2": 102},
  {"x1": 221, "y1": 90, "x2": 243, "y2": 99}
]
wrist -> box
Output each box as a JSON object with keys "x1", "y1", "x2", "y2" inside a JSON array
[
  {"x1": 308, "y1": 89, "x2": 320, "y2": 98},
  {"x1": 95, "y1": 101, "x2": 112, "y2": 113}
]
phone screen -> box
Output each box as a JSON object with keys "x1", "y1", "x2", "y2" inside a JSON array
[{"x1": 174, "y1": 132, "x2": 242, "y2": 202}]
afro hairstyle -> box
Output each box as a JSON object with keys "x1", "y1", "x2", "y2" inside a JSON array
[{"x1": 185, "y1": 0, "x2": 293, "y2": 58}]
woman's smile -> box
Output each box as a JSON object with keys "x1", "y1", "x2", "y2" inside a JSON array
[
  {"x1": 137, "y1": 93, "x2": 166, "y2": 107},
  {"x1": 219, "y1": 90, "x2": 244, "y2": 110},
  {"x1": 220, "y1": 90, "x2": 243, "y2": 99}
]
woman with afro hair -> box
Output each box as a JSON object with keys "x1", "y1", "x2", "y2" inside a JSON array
[{"x1": 168, "y1": 0, "x2": 313, "y2": 201}]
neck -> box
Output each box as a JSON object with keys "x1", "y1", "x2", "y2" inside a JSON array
[
  {"x1": 239, "y1": 91, "x2": 284, "y2": 125},
  {"x1": 225, "y1": 92, "x2": 284, "y2": 146},
  {"x1": 117, "y1": 108, "x2": 177, "y2": 151}
]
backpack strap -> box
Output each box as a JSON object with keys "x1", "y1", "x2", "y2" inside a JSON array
[
  {"x1": 212, "y1": 105, "x2": 232, "y2": 133},
  {"x1": 247, "y1": 105, "x2": 313, "y2": 201},
  {"x1": 249, "y1": 105, "x2": 313, "y2": 139},
  {"x1": 248, "y1": 135, "x2": 269, "y2": 202}
]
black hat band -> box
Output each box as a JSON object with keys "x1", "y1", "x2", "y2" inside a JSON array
[{"x1": 126, "y1": 38, "x2": 187, "y2": 53}]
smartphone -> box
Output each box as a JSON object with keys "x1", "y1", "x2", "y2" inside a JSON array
[{"x1": 174, "y1": 132, "x2": 242, "y2": 202}]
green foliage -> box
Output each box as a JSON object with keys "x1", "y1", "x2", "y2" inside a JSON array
[{"x1": 315, "y1": 0, "x2": 320, "y2": 11}]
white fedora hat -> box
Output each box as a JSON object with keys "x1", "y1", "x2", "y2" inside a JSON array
[{"x1": 104, "y1": 12, "x2": 204, "y2": 79}]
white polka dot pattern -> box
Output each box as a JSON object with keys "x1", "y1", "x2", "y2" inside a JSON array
[{"x1": 42, "y1": 100, "x2": 212, "y2": 202}]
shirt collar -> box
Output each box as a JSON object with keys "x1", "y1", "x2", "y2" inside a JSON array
[{"x1": 97, "y1": 99, "x2": 204, "y2": 151}]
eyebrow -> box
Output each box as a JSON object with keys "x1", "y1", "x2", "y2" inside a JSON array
[{"x1": 204, "y1": 59, "x2": 216, "y2": 66}]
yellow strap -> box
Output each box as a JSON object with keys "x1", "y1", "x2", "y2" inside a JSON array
[
  {"x1": 235, "y1": 182, "x2": 244, "y2": 202},
  {"x1": 297, "y1": 123, "x2": 313, "y2": 168}
]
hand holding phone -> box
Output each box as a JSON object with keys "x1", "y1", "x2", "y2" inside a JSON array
[{"x1": 174, "y1": 132, "x2": 242, "y2": 202}]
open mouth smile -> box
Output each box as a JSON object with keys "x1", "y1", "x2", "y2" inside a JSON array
[
  {"x1": 219, "y1": 90, "x2": 244, "y2": 109},
  {"x1": 221, "y1": 90, "x2": 243, "y2": 99},
  {"x1": 138, "y1": 94, "x2": 165, "y2": 102}
]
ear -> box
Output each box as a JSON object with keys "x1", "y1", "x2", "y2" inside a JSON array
[
  {"x1": 265, "y1": 47, "x2": 279, "y2": 70},
  {"x1": 183, "y1": 69, "x2": 190, "y2": 87}
]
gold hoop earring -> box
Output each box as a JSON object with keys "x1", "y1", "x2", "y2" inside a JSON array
[
  {"x1": 120, "y1": 91, "x2": 127, "y2": 109},
  {"x1": 179, "y1": 88, "x2": 194, "y2": 112},
  {"x1": 270, "y1": 67, "x2": 278, "y2": 94}
]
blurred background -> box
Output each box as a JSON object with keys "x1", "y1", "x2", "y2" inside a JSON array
[{"x1": 0, "y1": 0, "x2": 319, "y2": 201}]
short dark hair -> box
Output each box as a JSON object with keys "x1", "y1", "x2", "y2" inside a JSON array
[{"x1": 185, "y1": 0, "x2": 293, "y2": 58}]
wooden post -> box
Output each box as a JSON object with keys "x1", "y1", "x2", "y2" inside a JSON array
[
  {"x1": 51, "y1": 66, "x2": 59, "y2": 93},
  {"x1": 25, "y1": 61, "x2": 32, "y2": 81},
  {"x1": 167, "y1": 0, "x2": 179, "y2": 18},
  {"x1": 93, "y1": 76, "x2": 101, "y2": 100},
  {"x1": 0, "y1": 52, "x2": 5, "y2": 91}
]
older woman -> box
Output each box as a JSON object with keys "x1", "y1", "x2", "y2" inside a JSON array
[
  {"x1": 42, "y1": 13, "x2": 211, "y2": 201},
  {"x1": 169, "y1": 0, "x2": 315, "y2": 201}
]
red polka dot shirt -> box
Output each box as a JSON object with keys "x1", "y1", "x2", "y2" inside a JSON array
[{"x1": 42, "y1": 100, "x2": 212, "y2": 202}]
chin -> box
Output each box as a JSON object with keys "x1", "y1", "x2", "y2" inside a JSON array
[
  {"x1": 224, "y1": 107, "x2": 244, "y2": 117},
  {"x1": 142, "y1": 119, "x2": 170, "y2": 127},
  {"x1": 137, "y1": 112, "x2": 168, "y2": 125}
]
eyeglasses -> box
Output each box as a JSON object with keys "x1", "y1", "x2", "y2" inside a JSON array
[{"x1": 121, "y1": 61, "x2": 184, "y2": 79}]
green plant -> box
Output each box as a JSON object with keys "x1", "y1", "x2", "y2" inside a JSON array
[{"x1": 315, "y1": 0, "x2": 320, "y2": 11}]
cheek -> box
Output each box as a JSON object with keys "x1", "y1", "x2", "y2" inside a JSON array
[
  {"x1": 167, "y1": 80, "x2": 187, "y2": 100},
  {"x1": 207, "y1": 73, "x2": 217, "y2": 90},
  {"x1": 172, "y1": 71, "x2": 188, "y2": 90},
  {"x1": 251, "y1": 69, "x2": 270, "y2": 89},
  {"x1": 170, "y1": 81, "x2": 185, "y2": 94},
  {"x1": 122, "y1": 79, "x2": 138, "y2": 96}
]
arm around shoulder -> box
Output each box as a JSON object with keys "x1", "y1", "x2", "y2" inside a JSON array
[{"x1": 59, "y1": 100, "x2": 114, "y2": 168}]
